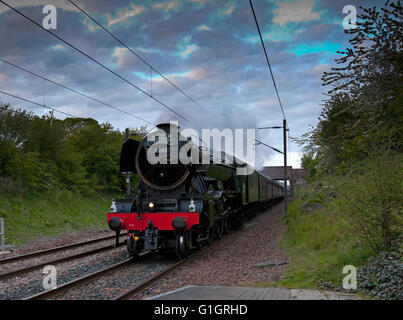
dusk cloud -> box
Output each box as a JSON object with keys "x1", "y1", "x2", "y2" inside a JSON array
[
  {"x1": 153, "y1": 1, "x2": 180, "y2": 12},
  {"x1": 0, "y1": 0, "x2": 363, "y2": 168},
  {"x1": 273, "y1": 0, "x2": 321, "y2": 26},
  {"x1": 106, "y1": 2, "x2": 146, "y2": 27}
]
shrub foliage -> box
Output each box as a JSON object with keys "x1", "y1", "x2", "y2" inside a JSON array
[
  {"x1": 0, "y1": 104, "x2": 146, "y2": 196},
  {"x1": 358, "y1": 251, "x2": 403, "y2": 300},
  {"x1": 285, "y1": 1, "x2": 403, "y2": 300}
]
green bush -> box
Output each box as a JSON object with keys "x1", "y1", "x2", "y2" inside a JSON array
[
  {"x1": 0, "y1": 104, "x2": 148, "y2": 243},
  {"x1": 336, "y1": 153, "x2": 402, "y2": 252},
  {"x1": 283, "y1": 1, "x2": 402, "y2": 297},
  {"x1": 8, "y1": 151, "x2": 54, "y2": 192},
  {"x1": 0, "y1": 104, "x2": 132, "y2": 196},
  {"x1": 358, "y1": 251, "x2": 403, "y2": 300},
  {"x1": 279, "y1": 153, "x2": 402, "y2": 295}
]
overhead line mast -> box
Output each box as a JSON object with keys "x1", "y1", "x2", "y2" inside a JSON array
[{"x1": 249, "y1": 0, "x2": 290, "y2": 216}]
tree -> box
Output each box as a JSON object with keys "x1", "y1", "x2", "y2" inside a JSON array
[
  {"x1": 301, "y1": 1, "x2": 402, "y2": 172},
  {"x1": 0, "y1": 102, "x2": 134, "y2": 195},
  {"x1": 322, "y1": 0, "x2": 402, "y2": 143}
]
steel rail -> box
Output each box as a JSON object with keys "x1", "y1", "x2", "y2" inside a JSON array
[
  {"x1": 113, "y1": 248, "x2": 206, "y2": 300},
  {"x1": 0, "y1": 241, "x2": 126, "y2": 281},
  {"x1": 114, "y1": 204, "x2": 273, "y2": 300},
  {"x1": 23, "y1": 258, "x2": 134, "y2": 300},
  {"x1": 0, "y1": 233, "x2": 126, "y2": 265}
]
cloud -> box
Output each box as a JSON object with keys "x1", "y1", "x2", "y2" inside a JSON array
[
  {"x1": 221, "y1": 4, "x2": 235, "y2": 15},
  {"x1": 186, "y1": 68, "x2": 208, "y2": 80},
  {"x1": 83, "y1": 16, "x2": 101, "y2": 32},
  {"x1": 52, "y1": 44, "x2": 65, "y2": 50},
  {"x1": 299, "y1": 63, "x2": 330, "y2": 78},
  {"x1": 197, "y1": 24, "x2": 211, "y2": 31},
  {"x1": 136, "y1": 47, "x2": 161, "y2": 54},
  {"x1": 112, "y1": 47, "x2": 129, "y2": 68},
  {"x1": 106, "y1": 2, "x2": 146, "y2": 27},
  {"x1": 0, "y1": 0, "x2": 355, "y2": 169},
  {"x1": 153, "y1": 1, "x2": 179, "y2": 12},
  {"x1": 164, "y1": 68, "x2": 208, "y2": 81},
  {"x1": 273, "y1": 0, "x2": 320, "y2": 26},
  {"x1": 0, "y1": 73, "x2": 9, "y2": 84},
  {"x1": 180, "y1": 44, "x2": 198, "y2": 58},
  {"x1": 177, "y1": 36, "x2": 199, "y2": 59},
  {"x1": 264, "y1": 151, "x2": 302, "y2": 168},
  {"x1": 242, "y1": 24, "x2": 305, "y2": 44},
  {"x1": 0, "y1": 0, "x2": 79, "y2": 15},
  {"x1": 188, "y1": 0, "x2": 209, "y2": 5}
]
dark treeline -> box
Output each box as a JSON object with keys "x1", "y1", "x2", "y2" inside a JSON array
[{"x1": 0, "y1": 104, "x2": 146, "y2": 196}]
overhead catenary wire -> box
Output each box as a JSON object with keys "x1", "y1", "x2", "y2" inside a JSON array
[
  {"x1": 67, "y1": 0, "x2": 200, "y2": 108},
  {"x1": 249, "y1": 0, "x2": 293, "y2": 169},
  {"x1": 249, "y1": 0, "x2": 287, "y2": 123},
  {"x1": 255, "y1": 139, "x2": 283, "y2": 154},
  {"x1": 0, "y1": 58, "x2": 156, "y2": 126},
  {"x1": 0, "y1": 89, "x2": 77, "y2": 118},
  {"x1": 0, "y1": 0, "x2": 187, "y2": 121}
]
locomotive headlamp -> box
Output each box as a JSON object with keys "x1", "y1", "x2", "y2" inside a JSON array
[
  {"x1": 110, "y1": 200, "x2": 117, "y2": 213},
  {"x1": 148, "y1": 202, "x2": 155, "y2": 209},
  {"x1": 189, "y1": 199, "x2": 196, "y2": 212}
]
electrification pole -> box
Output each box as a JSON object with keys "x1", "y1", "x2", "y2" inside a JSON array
[
  {"x1": 125, "y1": 128, "x2": 131, "y2": 199},
  {"x1": 283, "y1": 119, "x2": 288, "y2": 217},
  {"x1": 257, "y1": 121, "x2": 288, "y2": 217}
]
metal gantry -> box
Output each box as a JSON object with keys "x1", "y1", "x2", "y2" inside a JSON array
[{"x1": 256, "y1": 119, "x2": 289, "y2": 217}]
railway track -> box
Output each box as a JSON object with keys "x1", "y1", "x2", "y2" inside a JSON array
[
  {"x1": 114, "y1": 249, "x2": 205, "y2": 300},
  {"x1": 0, "y1": 241, "x2": 125, "y2": 281},
  {"x1": 23, "y1": 258, "x2": 134, "y2": 300},
  {"x1": 0, "y1": 232, "x2": 126, "y2": 265},
  {"x1": 20, "y1": 248, "x2": 203, "y2": 300}
]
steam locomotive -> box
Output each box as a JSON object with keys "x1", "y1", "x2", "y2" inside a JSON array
[{"x1": 107, "y1": 123, "x2": 284, "y2": 258}]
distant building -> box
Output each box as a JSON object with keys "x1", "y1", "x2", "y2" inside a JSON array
[{"x1": 260, "y1": 166, "x2": 308, "y2": 192}]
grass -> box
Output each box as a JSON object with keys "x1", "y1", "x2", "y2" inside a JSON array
[
  {"x1": 239, "y1": 155, "x2": 401, "y2": 298},
  {"x1": 275, "y1": 186, "x2": 375, "y2": 290},
  {"x1": 0, "y1": 190, "x2": 112, "y2": 244}
]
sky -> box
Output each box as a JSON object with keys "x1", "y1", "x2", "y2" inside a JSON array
[{"x1": 0, "y1": 0, "x2": 384, "y2": 169}]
